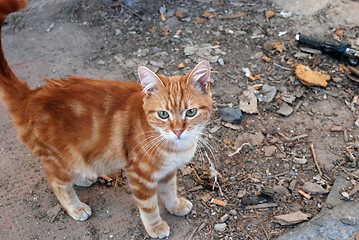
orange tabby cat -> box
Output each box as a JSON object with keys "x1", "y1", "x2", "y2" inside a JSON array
[{"x1": 0, "y1": 0, "x2": 212, "y2": 238}]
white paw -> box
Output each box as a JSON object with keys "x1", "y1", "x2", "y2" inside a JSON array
[
  {"x1": 167, "y1": 197, "x2": 192, "y2": 216},
  {"x1": 145, "y1": 220, "x2": 170, "y2": 239},
  {"x1": 74, "y1": 177, "x2": 95, "y2": 187},
  {"x1": 67, "y1": 202, "x2": 92, "y2": 221}
]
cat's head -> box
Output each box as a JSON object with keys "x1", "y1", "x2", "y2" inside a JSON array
[{"x1": 138, "y1": 60, "x2": 212, "y2": 147}]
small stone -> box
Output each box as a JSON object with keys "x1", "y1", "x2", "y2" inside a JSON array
[
  {"x1": 355, "y1": 118, "x2": 359, "y2": 128},
  {"x1": 341, "y1": 191, "x2": 350, "y2": 200},
  {"x1": 220, "y1": 107, "x2": 242, "y2": 124},
  {"x1": 341, "y1": 216, "x2": 357, "y2": 226},
  {"x1": 258, "y1": 84, "x2": 276, "y2": 103},
  {"x1": 219, "y1": 214, "x2": 229, "y2": 223},
  {"x1": 303, "y1": 182, "x2": 329, "y2": 195},
  {"x1": 263, "y1": 145, "x2": 277, "y2": 157},
  {"x1": 277, "y1": 102, "x2": 293, "y2": 116},
  {"x1": 97, "y1": 60, "x2": 106, "y2": 65},
  {"x1": 229, "y1": 209, "x2": 238, "y2": 215},
  {"x1": 214, "y1": 223, "x2": 227, "y2": 232},
  {"x1": 218, "y1": 58, "x2": 225, "y2": 66},
  {"x1": 239, "y1": 87, "x2": 258, "y2": 114},
  {"x1": 237, "y1": 189, "x2": 246, "y2": 198},
  {"x1": 115, "y1": 29, "x2": 122, "y2": 36}
]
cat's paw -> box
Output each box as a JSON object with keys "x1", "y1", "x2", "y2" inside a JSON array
[
  {"x1": 67, "y1": 202, "x2": 92, "y2": 221},
  {"x1": 167, "y1": 197, "x2": 193, "y2": 216},
  {"x1": 145, "y1": 220, "x2": 170, "y2": 239}
]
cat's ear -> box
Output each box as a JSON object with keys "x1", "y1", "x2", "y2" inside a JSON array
[
  {"x1": 138, "y1": 66, "x2": 163, "y2": 95},
  {"x1": 187, "y1": 60, "x2": 211, "y2": 94}
]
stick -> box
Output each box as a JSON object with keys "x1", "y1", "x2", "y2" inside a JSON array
[
  {"x1": 228, "y1": 143, "x2": 252, "y2": 157},
  {"x1": 298, "y1": 189, "x2": 312, "y2": 199},
  {"x1": 239, "y1": 225, "x2": 255, "y2": 240},
  {"x1": 254, "y1": 208, "x2": 270, "y2": 240},
  {"x1": 186, "y1": 223, "x2": 201, "y2": 240},
  {"x1": 290, "y1": 134, "x2": 308, "y2": 141},
  {"x1": 310, "y1": 143, "x2": 323, "y2": 176}
]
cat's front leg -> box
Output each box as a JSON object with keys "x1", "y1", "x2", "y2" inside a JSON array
[
  {"x1": 127, "y1": 172, "x2": 170, "y2": 239},
  {"x1": 158, "y1": 170, "x2": 193, "y2": 216},
  {"x1": 50, "y1": 180, "x2": 92, "y2": 221}
]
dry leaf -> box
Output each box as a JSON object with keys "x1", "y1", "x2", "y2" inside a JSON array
[
  {"x1": 265, "y1": 10, "x2": 275, "y2": 19},
  {"x1": 160, "y1": 27, "x2": 169, "y2": 36},
  {"x1": 192, "y1": 18, "x2": 207, "y2": 24},
  {"x1": 272, "y1": 42, "x2": 283, "y2": 53},
  {"x1": 202, "y1": 9, "x2": 211, "y2": 18},
  {"x1": 295, "y1": 64, "x2": 330, "y2": 87},
  {"x1": 178, "y1": 63, "x2": 185, "y2": 69},
  {"x1": 334, "y1": 30, "x2": 344, "y2": 39},
  {"x1": 262, "y1": 56, "x2": 271, "y2": 62},
  {"x1": 175, "y1": 11, "x2": 183, "y2": 19}
]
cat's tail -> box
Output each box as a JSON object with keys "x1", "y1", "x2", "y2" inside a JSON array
[{"x1": 0, "y1": 0, "x2": 30, "y2": 104}]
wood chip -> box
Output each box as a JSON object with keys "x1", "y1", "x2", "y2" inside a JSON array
[
  {"x1": 298, "y1": 189, "x2": 312, "y2": 199},
  {"x1": 178, "y1": 63, "x2": 185, "y2": 69},
  {"x1": 211, "y1": 198, "x2": 227, "y2": 206},
  {"x1": 99, "y1": 174, "x2": 112, "y2": 182},
  {"x1": 175, "y1": 11, "x2": 183, "y2": 19}
]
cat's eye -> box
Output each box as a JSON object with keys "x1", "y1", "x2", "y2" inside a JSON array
[
  {"x1": 158, "y1": 111, "x2": 169, "y2": 119},
  {"x1": 186, "y1": 109, "x2": 197, "y2": 117}
]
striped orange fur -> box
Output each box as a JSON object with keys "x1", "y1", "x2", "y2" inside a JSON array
[{"x1": 0, "y1": 0, "x2": 213, "y2": 238}]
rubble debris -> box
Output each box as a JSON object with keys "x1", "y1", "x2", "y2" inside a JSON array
[
  {"x1": 220, "y1": 107, "x2": 242, "y2": 124},
  {"x1": 273, "y1": 211, "x2": 311, "y2": 226},
  {"x1": 239, "y1": 87, "x2": 258, "y2": 114},
  {"x1": 277, "y1": 102, "x2": 293, "y2": 116},
  {"x1": 295, "y1": 64, "x2": 331, "y2": 87},
  {"x1": 263, "y1": 145, "x2": 277, "y2": 157},
  {"x1": 245, "y1": 202, "x2": 278, "y2": 210},
  {"x1": 214, "y1": 223, "x2": 227, "y2": 232},
  {"x1": 303, "y1": 182, "x2": 329, "y2": 195},
  {"x1": 219, "y1": 214, "x2": 229, "y2": 223},
  {"x1": 257, "y1": 84, "x2": 276, "y2": 103},
  {"x1": 298, "y1": 190, "x2": 312, "y2": 199}
]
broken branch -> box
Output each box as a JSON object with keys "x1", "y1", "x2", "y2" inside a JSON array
[{"x1": 310, "y1": 143, "x2": 323, "y2": 176}]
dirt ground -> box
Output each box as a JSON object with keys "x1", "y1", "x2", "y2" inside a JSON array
[{"x1": 1, "y1": 0, "x2": 359, "y2": 239}]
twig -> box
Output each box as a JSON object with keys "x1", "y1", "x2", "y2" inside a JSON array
[
  {"x1": 274, "y1": 62, "x2": 292, "y2": 71},
  {"x1": 290, "y1": 134, "x2": 308, "y2": 142},
  {"x1": 239, "y1": 225, "x2": 255, "y2": 240},
  {"x1": 114, "y1": 175, "x2": 119, "y2": 189},
  {"x1": 254, "y1": 208, "x2": 270, "y2": 240},
  {"x1": 203, "y1": 150, "x2": 224, "y2": 196},
  {"x1": 228, "y1": 143, "x2": 253, "y2": 157},
  {"x1": 186, "y1": 223, "x2": 202, "y2": 240},
  {"x1": 99, "y1": 174, "x2": 112, "y2": 182},
  {"x1": 310, "y1": 143, "x2": 323, "y2": 176},
  {"x1": 277, "y1": 132, "x2": 291, "y2": 141}
]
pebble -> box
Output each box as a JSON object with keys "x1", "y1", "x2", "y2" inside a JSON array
[
  {"x1": 263, "y1": 145, "x2": 277, "y2": 157},
  {"x1": 277, "y1": 102, "x2": 294, "y2": 116},
  {"x1": 341, "y1": 191, "x2": 350, "y2": 200},
  {"x1": 115, "y1": 29, "x2": 122, "y2": 36},
  {"x1": 340, "y1": 216, "x2": 357, "y2": 226},
  {"x1": 273, "y1": 185, "x2": 290, "y2": 195},
  {"x1": 220, "y1": 107, "x2": 242, "y2": 124},
  {"x1": 219, "y1": 214, "x2": 229, "y2": 223},
  {"x1": 214, "y1": 223, "x2": 227, "y2": 232},
  {"x1": 229, "y1": 209, "x2": 238, "y2": 215},
  {"x1": 218, "y1": 58, "x2": 225, "y2": 66},
  {"x1": 355, "y1": 118, "x2": 359, "y2": 128}
]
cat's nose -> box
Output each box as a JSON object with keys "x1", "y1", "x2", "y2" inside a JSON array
[{"x1": 173, "y1": 129, "x2": 184, "y2": 138}]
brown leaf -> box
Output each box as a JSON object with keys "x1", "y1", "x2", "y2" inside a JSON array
[
  {"x1": 265, "y1": 10, "x2": 275, "y2": 19},
  {"x1": 160, "y1": 27, "x2": 169, "y2": 35},
  {"x1": 175, "y1": 11, "x2": 183, "y2": 19},
  {"x1": 272, "y1": 42, "x2": 283, "y2": 53},
  {"x1": 202, "y1": 9, "x2": 211, "y2": 18}
]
